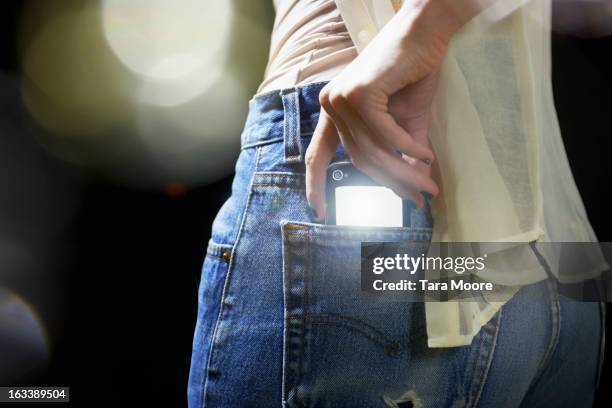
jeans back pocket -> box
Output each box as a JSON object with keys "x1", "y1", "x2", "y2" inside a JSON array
[{"x1": 281, "y1": 221, "x2": 433, "y2": 407}]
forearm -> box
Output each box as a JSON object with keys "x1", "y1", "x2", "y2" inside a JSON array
[{"x1": 397, "y1": 0, "x2": 495, "y2": 43}]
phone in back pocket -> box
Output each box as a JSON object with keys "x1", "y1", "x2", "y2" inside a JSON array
[{"x1": 325, "y1": 161, "x2": 413, "y2": 227}]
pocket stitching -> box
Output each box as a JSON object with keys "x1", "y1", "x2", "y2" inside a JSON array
[
  {"x1": 283, "y1": 222, "x2": 433, "y2": 242},
  {"x1": 305, "y1": 312, "x2": 403, "y2": 356}
]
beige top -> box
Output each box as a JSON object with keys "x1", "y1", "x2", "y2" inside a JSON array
[
  {"x1": 259, "y1": 0, "x2": 608, "y2": 347},
  {"x1": 258, "y1": 0, "x2": 357, "y2": 93}
]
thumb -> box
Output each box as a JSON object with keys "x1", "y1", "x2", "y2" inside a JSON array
[{"x1": 305, "y1": 109, "x2": 340, "y2": 221}]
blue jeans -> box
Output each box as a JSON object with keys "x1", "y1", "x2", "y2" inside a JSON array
[{"x1": 188, "y1": 82, "x2": 604, "y2": 408}]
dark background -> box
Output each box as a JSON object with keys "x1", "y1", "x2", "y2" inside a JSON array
[{"x1": 1, "y1": 2, "x2": 611, "y2": 407}]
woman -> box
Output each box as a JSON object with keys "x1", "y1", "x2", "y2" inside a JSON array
[{"x1": 188, "y1": 1, "x2": 605, "y2": 407}]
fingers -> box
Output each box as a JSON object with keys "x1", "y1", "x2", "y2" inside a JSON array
[
  {"x1": 363, "y1": 109, "x2": 435, "y2": 164},
  {"x1": 328, "y1": 86, "x2": 435, "y2": 164},
  {"x1": 349, "y1": 138, "x2": 439, "y2": 208},
  {"x1": 305, "y1": 109, "x2": 340, "y2": 221},
  {"x1": 323, "y1": 86, "x2": 438, "y2": 207},
  {"x1": 374, "y1": 153, "x2": 439, "y2": 207}
]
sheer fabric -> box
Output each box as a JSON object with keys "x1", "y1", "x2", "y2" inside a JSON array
[
  {"x1": 420, "y1": 0, "x2": 607, "y2": 345},
  {"x1": 260, "y1": 0, "x2": 608, "y2": 346}
]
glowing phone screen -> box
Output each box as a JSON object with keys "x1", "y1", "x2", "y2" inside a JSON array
[{"x1": 335, "y1": 186, "x2": 403, "y2": 227}]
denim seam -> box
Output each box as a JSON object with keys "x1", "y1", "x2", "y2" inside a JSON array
[
  {"x1": 596, "y1": 292, "x2": 606, "y2": 389},
  {"x1": 201, "y1": 146, "x2": 261, "y2": 408},
  {"x1": 297, "y1": 227, "x2": 311, "y2": 407},
  {"x1": 281, "y1": 224, "x2": 300, "y2": 407},
  {"x1": 305, "y1": 313, "x2": 403, "y2": 356},
  {"x1": 469, "y1": 309, "x2": 502, "y2": 408},
  {"x1": 305, "y1": 312, "x2": 396, "y2": 343},
  {"x1": 281, "y1": 227, "x2": 310, "y2": 408},
  {"x1": 463, "y1": 332, "x2": 484, "y2": 404},
  {"x1": 282, "y1": 230, "x2": 431, "y2": 242},
  {"x1": 281, "y1": 221, "x2": 308, "y2": 407},
  {"x1": 283, "y1": 222, "x2": 432, "y2": 242},
  {"x1": 308, "y1": 321, "x2": 401, "y2": 356},
  {"x1": 252, "y1": 184, "x2": 305, "y2": 190},
  {"x1": 253, "y1": 172, "x2": 306, "y2": 177},
  {"x1": 530, "y1": 280, "x2": 561, "y2": 389},
  {"x1": 281, "y1": 226, "x2": 289, "y2": 407}
]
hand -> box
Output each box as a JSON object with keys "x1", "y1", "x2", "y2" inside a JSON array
[{"x1": 305, "y1": 1, "x2": 458, "y2": 220}]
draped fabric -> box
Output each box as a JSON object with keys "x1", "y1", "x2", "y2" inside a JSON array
[
  {"x1": 262, "y1": 0, "x2": 608, "y2": 346},
  {"x1": 418, "y1": 0, "x2": 607, "y2": 346}
]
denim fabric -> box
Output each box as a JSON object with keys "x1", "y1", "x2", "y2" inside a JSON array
[{"x1": 188, "y1": 82, "x2": 604, "y2": 408}]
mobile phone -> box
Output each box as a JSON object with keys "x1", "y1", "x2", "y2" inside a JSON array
[{"x1": 325, "y1": 161, "x2": 412, "y2": 227}]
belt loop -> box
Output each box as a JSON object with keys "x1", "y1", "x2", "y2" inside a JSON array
[{"x1": 281, "y1": 88, "x2": 302, "y2": 164}]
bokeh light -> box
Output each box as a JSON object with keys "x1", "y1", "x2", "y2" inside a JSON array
[
  {"x1": 102, "y1": 0, "x2": 232, "y2": 107},
  {"x1": 18, "y1": 0, "x2": 272, "y2": 189},
  {"x1": 0, "y1": 288, "x2": 49, "y2": 383},
  {"x1": 20, "y1": 0, "x2": 133, "y2": 139}
]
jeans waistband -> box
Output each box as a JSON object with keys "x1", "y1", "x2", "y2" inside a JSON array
[
  {"x1": 240, "y1": 80, "x2": 434, "y2": 228},
  {"x1": 240, "y1": 82, "x2": 329, "y2": 159}
]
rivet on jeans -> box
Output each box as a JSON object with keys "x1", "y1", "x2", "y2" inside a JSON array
[{"x1": 221, "y1": 248, "x2": 231, "y2": 263}]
